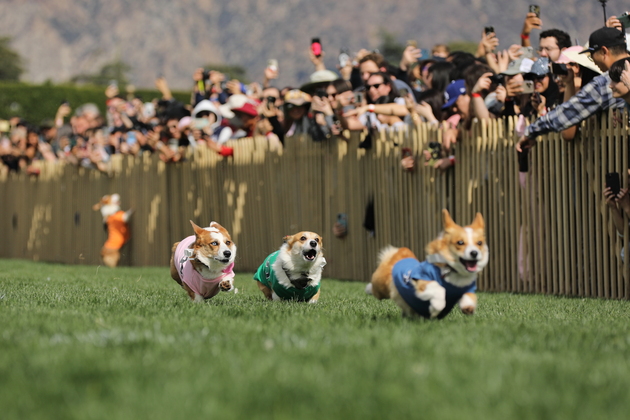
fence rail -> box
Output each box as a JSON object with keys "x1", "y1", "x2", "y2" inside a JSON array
[{"x1": 1, "y1": 111, "x2": 628, "y2": 298}]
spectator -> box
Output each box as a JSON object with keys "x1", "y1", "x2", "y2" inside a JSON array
[{"x1": 516, "y1": 27, "x2": 630, "y2": 152}]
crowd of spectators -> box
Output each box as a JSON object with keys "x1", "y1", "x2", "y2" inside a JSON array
[{"x1": 2, "y1": 7, "x2": 630, "y2": 177}]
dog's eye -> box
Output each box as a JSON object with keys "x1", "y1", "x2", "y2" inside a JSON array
[
  {"x1": 211, "y1": 241, "x2": 218, "y2": 246},
  {"x1": 225, "y1": 241, "x2": 231, "y2": 246},
  {"x1": 477, "y1": 241, "x2": 482, "y2": 246},
  {"x1": 300, "y1": 236, "x2": 306, "y2": 241},
  {"x1": 457, "y1": 240, "x2": 465, "y2": 246},
  {"x1": 315, "y1": 237, "x2": 319, "y2": 242}
]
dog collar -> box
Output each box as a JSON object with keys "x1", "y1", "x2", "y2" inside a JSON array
[{"x1": 426, "y1": 253, "x2": 454, "y2": 278}]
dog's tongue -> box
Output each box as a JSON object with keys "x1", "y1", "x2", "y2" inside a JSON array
[{"x1": 463, "y1": 260, "x2": 478, "y2": 272}]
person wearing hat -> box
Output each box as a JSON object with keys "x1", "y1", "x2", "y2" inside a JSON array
[
  {"x1": 521, "y1": 57, "x2": 560, "y2": 117},
  {"x1": 516, "y1": 27, "x2": 629, "y2": 152},
  {"x1": 282, "y1": 89, "x2": 312, "y2": 136}
]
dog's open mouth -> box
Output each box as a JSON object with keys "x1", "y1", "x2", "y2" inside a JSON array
[
  {"x1": 303, "y1": 249, "x2": 317, "y2": 261},
  {"x1": 460, "y1": 258, "x2": 478, "y2": 272}
]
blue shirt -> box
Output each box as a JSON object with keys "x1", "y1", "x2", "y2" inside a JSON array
[
  {"x1": 392, "y1": 258, "x2": 476, "y2": 319},
  {"x1": 525, "y1": 72, "x2": 625, "y2": 139}
]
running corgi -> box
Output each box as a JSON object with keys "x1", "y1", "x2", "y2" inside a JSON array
[{"x1": 368, "y1": 209, "x2": 488, "y2": 319}]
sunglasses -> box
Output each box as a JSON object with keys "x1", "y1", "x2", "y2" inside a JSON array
[{"x1": 366, "y1": 83, "x2": 384, "y2": 90}]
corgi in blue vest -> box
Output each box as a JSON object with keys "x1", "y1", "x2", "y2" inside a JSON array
[{"x1": 368, "y1": 209, "x2": 488, "y2": 319}]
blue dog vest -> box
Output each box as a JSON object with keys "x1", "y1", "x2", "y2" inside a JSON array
[{"x1": 392, "y1": 258, "x2": 476, "y2": 319}]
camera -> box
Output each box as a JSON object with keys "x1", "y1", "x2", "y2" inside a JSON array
[
  {"x1": 314, "y1": 88, "x2": 327, "y2": 98},
  {"x1": 529, "y1": 4, "x2": 540, "y2": 17},
  {"x1": 551, "y1": 62, "x2": 568, "y2": 76},
  {"x1": 202, "y1": 70, "x2": 211, "y2": 80},
  {"x1": 484, "y1": 26, "x2": 495, "y2": 35},
  {"x1": 266, "y1": 96, "x2": 276, "y2": 106},
  {"x1": 489, "y1": 74, "x2": 505, "y2": 85},
  {"x1": 618, "y1": 12, "x2": 630, "y2": 28}
]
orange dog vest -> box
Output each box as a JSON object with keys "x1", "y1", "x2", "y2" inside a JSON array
[{"x1": 104, "y1": 211, "x2": 130, "y2": 250}]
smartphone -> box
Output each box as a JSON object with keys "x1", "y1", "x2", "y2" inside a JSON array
[
  {"x1": 489, "y1": 74, "x2": 505, "y2": 85},
  {"x1": 529, "y1": 5, "x2": 540, "y2": 17},
  {"x1": 311, "y1": 38, "x2": 322, "y2": 58},
  {"x1": 406, "y1": 40, "x2": 418, "y2": 48},
  {"x1": 267, "y1": 59, "x2": 278, "y2": 71},
  {"x1": 618, "y1": 12, "x2": 630, "y2": 28},
  {"x1": 354, "y1": 91, "x2": 364, "y2": 104},
  {"x1": 338, "y1": 48, "x2": 350, "y2": 68},
  {"x1": 606, "y1": 172, "x2": 621, "y2": 196},
  {"x1": 126, "y1": 131, "x2": 137, "y2": 145},
  {"x1": 484, "y1": 26, "x2": 495, "y2": 35},
  {"x1": 551, "y1": 62, "x2": 568, "y2": 76},
  {"x1": 522, "y1": 80, "x2": 535, "y2": 94}
]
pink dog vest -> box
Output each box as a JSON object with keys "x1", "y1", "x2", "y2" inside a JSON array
[{"x1": 174, "y1": 235, "x2": 235, "y2": 299}]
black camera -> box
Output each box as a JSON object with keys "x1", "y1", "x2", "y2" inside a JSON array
[
  {"x1": 484, "y1": 26, "x2": 495, "y2": 35},
  {"x1": 489, "y1": 74, "x2": 505, "y2": 85},
  {"x1": 266, "y1": 96, "x2": 276, "y2": 105},
  {"x1": 314, "y1": 88, "x2": 328, "y2": 98},
  {"x1": 202, "y1": 70, "x2": 211, "y2": 80},
  {"x1": 551, "y1": 62, "x2": 568, "y2": 76}
]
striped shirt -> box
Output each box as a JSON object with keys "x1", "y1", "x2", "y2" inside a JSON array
[{"x1": 524, "y1": 72, "x2": 625, "y2": 139}]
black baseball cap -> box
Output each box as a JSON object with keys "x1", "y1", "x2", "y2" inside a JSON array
[{"x1": 579, "y1": 27, "x2": 627, "y2": 54}]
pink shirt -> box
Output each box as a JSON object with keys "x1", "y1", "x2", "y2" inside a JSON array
[{"x1": 174, "y1": 235, "x2": 235, "y2": 299}]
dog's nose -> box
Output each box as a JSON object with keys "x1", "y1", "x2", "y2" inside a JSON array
[
  {"x1": 223, "y1": 250, "x2": 231, "y2": 258},
  {"x1": 309, "y1": 240, "x2": 318, "y2": 248},
  {"x1": 470, "y1": 250, "x2": 478, "y2": 259}
]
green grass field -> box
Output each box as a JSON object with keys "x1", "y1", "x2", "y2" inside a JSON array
[{"x1": 2, "y1": 259, "x2": 630, "y2": 420}]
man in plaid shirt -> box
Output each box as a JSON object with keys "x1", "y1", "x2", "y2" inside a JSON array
[{"x1": 516, "y1": 27, "x2": 629, "y2": 152}]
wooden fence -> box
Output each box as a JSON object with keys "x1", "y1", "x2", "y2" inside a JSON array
[{"x1": 1, "y1": 111, "x2": 628, "y2": 298}]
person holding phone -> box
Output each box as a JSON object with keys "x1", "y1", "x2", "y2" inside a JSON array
[
  {"x1": 603, "y1": 170, "x2": 630, "y2": 261},
  {"x1": 516, "y1": 27, "x2": 629, "y2": 153}
]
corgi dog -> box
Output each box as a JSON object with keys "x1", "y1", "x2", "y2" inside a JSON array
[
  {"x1": 170, "y1": 221, "x2": 237, "y2": 302},
  {"x1": 368, "y1": 209, "x2": 488, "y2": 319},
  {"x1": 254, "y1": 232, "x2": 326, "y2": 303},
  {"x1": 92, "y1": 194, "x2": 133, "y2": 268}
]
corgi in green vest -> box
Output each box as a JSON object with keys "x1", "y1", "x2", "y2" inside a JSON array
[{"x1": 254, "y1": 231, "x2": 326, "y2": 303}]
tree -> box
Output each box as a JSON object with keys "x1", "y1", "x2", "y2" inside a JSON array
[
  {"x1": 0, "y1": 37, "x2": 25, "y2": 81},
  {"x1": 71, "y1": 59, "x2": 132, "y2": 87}
]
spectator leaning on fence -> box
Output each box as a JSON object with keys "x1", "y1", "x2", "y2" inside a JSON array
[{"x1": 516, "y1": 27, "x2": 630, "y2": 152}]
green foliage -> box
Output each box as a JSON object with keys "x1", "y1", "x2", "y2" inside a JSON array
[
  {"x1": 447, "y1": 40, "x2": 479, "y2": 55},
  {"x1": 0, "y1": 37, "x2": 24, "y2": 81},
  {"x1": 2, "y1": 259, "x2": 630, "y2": 420},
  {"x1": 0, "y1": 82, "x2": 190, "y2": 125},
  {"x1": 378, "y1": 29, "x2": 405, "y2": 65},
  {"x1": 71, "y1": 59, "x2": 132, "y2": 87},
  {"x1": 202, "y1": 63, "x2": 249, "y2": 83}
]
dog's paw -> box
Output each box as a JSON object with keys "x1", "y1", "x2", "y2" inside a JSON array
[
  {"x1": 460, "y1": 305, "x2": 476, "y2": 315},
  {"x1": 219, "y1": 280, "x2": 234, "y2": 292}
]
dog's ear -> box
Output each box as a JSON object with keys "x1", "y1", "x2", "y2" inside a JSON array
[
  {"x1": 469, "y1": 212, "x2": 485, "y2": 230},
  {"x1": 190, "y1": 220, "x2": 205, "y2": 236},
  {"x1": 442, "y1": 209, "x2": 457, "y2": 232},
  {"x1": 282, "y1": 235, "x2": 291, "y2": 244}
]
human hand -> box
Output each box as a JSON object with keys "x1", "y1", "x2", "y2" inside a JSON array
[
  {"x1": 343, "y1": 105, "x2": 368, "y2": 117},
  {"x1": 606, "y1": 15, "x2": 623, "y2": 32},
  {"x1": 56, "y1": 103, "x2": 72, "y2": 119},
  {"x1": 495, "y1": 85, "x2": 507, "y2": 103},
  {"x1": 354, "y1": 49, "x2": 370, "y2": 63},
  {"x1": 309, "y1": 49, "x2": 326, "y2": 71},
  {"x1": 617, "y1": 187, "x2": 630, "y2": 213},
  {"x1": 496, "y1": 50, "x2": 511, "y2": 73},
  {"x1": 105, "y1": 83, "x2": 119, "y2": 99},
  {"x1": 209, "y1": 71, "x2": 225, "y2": 85},
  {"x1": 506, "y1": 77, "x2": 524, "y2": 97},
  {"x1": 530, "y1": 92, "x2": 546, "y2": 115},
  {"x1": 311, "y1": 96, "x2": 334, "y2": 115},
  {"x1": 507, "y1": 44, "x2": 524, "y2": 62},
  {"x1": 415, "y1": 101, "x2": 437, "y2": 122},
  {"x1": 226, "y1": 80, "x2": 242, "y2": 95},
  {"x1": 522, "y1": 12, "x2": 542, "y2": 36},
  {"x1": 515, "y1": 135, "x2": 536, "y2": 152},
  {"x1": 481, "y1": 30, "x2": 499, "y2": 55},
  {"x1": 401, "y1": 156, "x2": 415, "y2": 171},
  {"x1": 621, "y1": 61, "x2": 630, "y2": 90},
  {"x1": 472, "y1": 72, "x2": 493, "y2": 94},
  {"x1": 400, "y1": 45, "x2": 421, "y2": 70}
]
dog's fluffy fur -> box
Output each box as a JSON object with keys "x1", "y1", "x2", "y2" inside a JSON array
[
  {"x1": 92, "y1": 194, "x2": 132, "y2": 268},
  {"x1": 254, "y1": 231, "x2": 325, "y2": 303},
  {"x1": 368, "y1": 209, "x2": 488, "y2": 318},
  {"x1": 170, "y1": 221, "x2": 237, "y2": 302}
]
